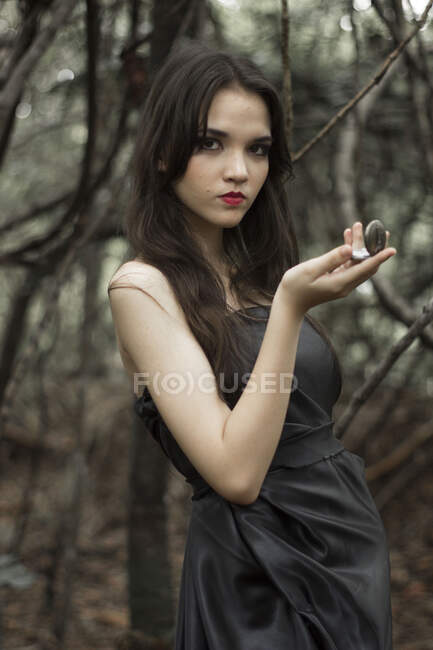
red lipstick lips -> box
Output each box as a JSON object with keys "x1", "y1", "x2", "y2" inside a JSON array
[{"x1": 220, "y1": 191, "x2": 246, "y2": 206}]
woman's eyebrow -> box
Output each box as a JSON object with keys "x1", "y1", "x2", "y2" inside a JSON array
[{"x1": 199, "y1": 127, "x2": 273, "y2": 143}]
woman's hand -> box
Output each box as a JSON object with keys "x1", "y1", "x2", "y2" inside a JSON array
[{"x1": 279, "y1": 222, "x2": 396, "y2": 316}]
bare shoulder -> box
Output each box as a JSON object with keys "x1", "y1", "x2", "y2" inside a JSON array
[
  {"x1": 108, "y1": 258, "x2": 168, "y2": 292},
  {"x1": 108, "y1": 258, "x2": 188, "y2": 328}
]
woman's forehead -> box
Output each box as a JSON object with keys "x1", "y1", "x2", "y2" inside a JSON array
[{"x1": 203, "y1": 86, "x2": 271, "y2": 134}]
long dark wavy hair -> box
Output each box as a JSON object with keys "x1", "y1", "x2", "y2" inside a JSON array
[{"x1": 114, "y1": 41, "x2": 342, "y2": 406}]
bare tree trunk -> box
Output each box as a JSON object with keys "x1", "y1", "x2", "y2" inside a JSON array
[
  {"x1": 128, "y1": 424, "x2": 174, "y2": 640},
  {"x1": 0, "y1": 270, "x2": 39, "y2": 405},
  {"x1": 126, "y1": 0, "x2": 201, "y2": 643},
  {"x1": 150, "y1": 0, "x2": 199, "y2": 74},
  {"x1": 52, "y1": 244, "x2": 103, "y2": 646}
]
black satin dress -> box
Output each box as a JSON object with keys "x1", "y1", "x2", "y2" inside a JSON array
[{"x1": 134, "y1": 305, "x2": 393, "y2": 649}]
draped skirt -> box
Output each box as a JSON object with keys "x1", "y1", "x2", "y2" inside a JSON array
[{"x1": 175, "y1": 447, "x2": 393, "y2": 650}]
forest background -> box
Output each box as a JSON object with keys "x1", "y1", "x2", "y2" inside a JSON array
[{"x1": 0, "y1": 0, "x2": 433, "y2": 648}]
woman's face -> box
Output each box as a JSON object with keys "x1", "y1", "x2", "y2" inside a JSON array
[{"x1": 172, "y1": 84, "x2": 272, "y2": 231}]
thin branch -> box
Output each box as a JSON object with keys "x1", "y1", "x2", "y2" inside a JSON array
[
  {"x1": 371, "y1": 276, "x2": 433, "y2": 349},
  {"x1": 366, "y1": 421, "x2": 432, "y2": 481},
  {"x1": 407, "y1": 0, "x2": 433, "y2": 111},
  {"x1": 372, "y1": 0, "x2": 433, "y2": 89},
  {"x1": 374, "y1": 443, "x2": 433, "y2": 512},
  {"x1": 348, "y1": 0, "x2": 361, "y2": 101},
  {"x1": 9, "y1": 116, "x2": 82, "y2": 153},
  {"x1": 405, "y1": 59, "x2": 433, "y2": 182},
  {"x1": 120, "y1": 0, "x2": 191, "y2": 58},
  {"x1": 373, "y1": 0, "x2": 433, "y2": 180},
  {"x1": 0, "y1": 109, "x2": 135, "y2": 243},
  {"x1": 121, "y1": 30, "x2": 153, "y2": 57},
  {"x1": 0, "y1": 91, "x2": 129, "y2": 266},
  {"x1": 0, "y1": 271, "x2": 39, "y2": 401},
  {"x1": 342, "y1": 341, "x2": 423, "y2": 451},
  {"x1": 0, "y1": 191, "x2": 74, "y2": 238},
  {"x1": 292, "y1": 0, "x2": 433, "y2": 163},
  {"x1": 0, "y1": 164, "x2": 129, "y2": 435},
  {"x1": 280, "y1": 0, "x2": 293, "y2": 151},
  {"x1": 409, "y1": 266, "x2": 433, "y2": 297},
  {"x1": 0, "y1": 0, "x2": 77, "y2": 163},
  {"x1": 335, "y1": 296, "x2": 433, "y2": 439},
  {"x1": 68, "y1": 0, "x2": 100, "y2": 207},
  {"x1": 0, "y1": 0, "x2": 109, "y2": 434},
  {"x1": 0, "y1": 0, "x2": 100, "y2": 270}
]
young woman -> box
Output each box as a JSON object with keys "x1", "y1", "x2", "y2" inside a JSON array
[{"x1": 108, "y1": 42, "x2": 396, "y2": 650}]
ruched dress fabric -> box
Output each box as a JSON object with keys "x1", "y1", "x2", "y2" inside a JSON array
[{"x1": 134, "y1": 305, "x2": 393, "y2": 649}]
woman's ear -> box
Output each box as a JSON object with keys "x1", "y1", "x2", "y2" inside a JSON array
[{"x1": 158, "y1": 159, "x2": 167, "y2": 172}]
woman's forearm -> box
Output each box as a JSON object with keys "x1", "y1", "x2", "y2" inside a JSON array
[{"x1": 222, "y1": 283, "x2": 304, "y2": 503}]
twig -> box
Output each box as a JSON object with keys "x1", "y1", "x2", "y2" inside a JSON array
[
  {"x1": 0, "y1": 172, "x2": 125, "y2": 436},
  {"x1": 171, "y1": 0, "x2": 200, "y2": 47},
  {"x1": 371, "y1": 0, "x2": 433, "y2": 90},
  {"x1": 342, "y1": 341, "x2": 423, "y2": 450},
  {"x1": 292, "y1": 0, "x2": 433, "y2": 163},
  {"x1": 280, "y1": 0, "x2": 293, "y2": 150},
  {"x1": 335, "y1": 297, "x2": 433, "y2": 438},
  {"x1": 366, "y1": 421, "x2": 433, "y2": 482},
  {"x1": 371, "y1": 276, "x2": 433, "y2": 349},
  {"x1": 0, "y1": 0, "x2": 76, "y2": 145},
  {"x1": 373, "y1": 442, "x2": 433, "y2": 511},
  {"x1": 0, "y1": 191, "x2": 74, "y2": 237}
]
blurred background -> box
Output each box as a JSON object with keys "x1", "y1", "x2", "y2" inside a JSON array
[{"x1": 0, "y1": 0, "x2": 432, "y2": 648}]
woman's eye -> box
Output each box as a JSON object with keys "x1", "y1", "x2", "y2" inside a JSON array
[
  {"x1": 199, "y1": 138, "x2": 220, "y2": 150},
  {"x1": 250, "y1": 144, "x2": 270, "y2": 156},
  {"x1": 196, "y1": 139, "x2": 269, "y2": 156}
]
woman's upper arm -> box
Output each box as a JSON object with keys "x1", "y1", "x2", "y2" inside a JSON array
[{"x1": 107, "y1": 264, "x2": 247, "y2": 504}]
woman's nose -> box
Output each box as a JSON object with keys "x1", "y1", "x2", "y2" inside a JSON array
[{"x1": 223, "y1": 152, "x2": 248, "y2": 182}]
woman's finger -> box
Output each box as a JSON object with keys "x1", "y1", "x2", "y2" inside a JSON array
[
  {"x1": 311, "y1": 245, "x2": 353, "y2": 278},
  {"x1": 330, "y1": 228, "x2": 355, "y2": 273},
  {"x1": 352, "y1": 221, "x2": 365, "y2": 250},
  {"x1": 344, "y1": 228, "x2": 352, "y2": 246}
]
